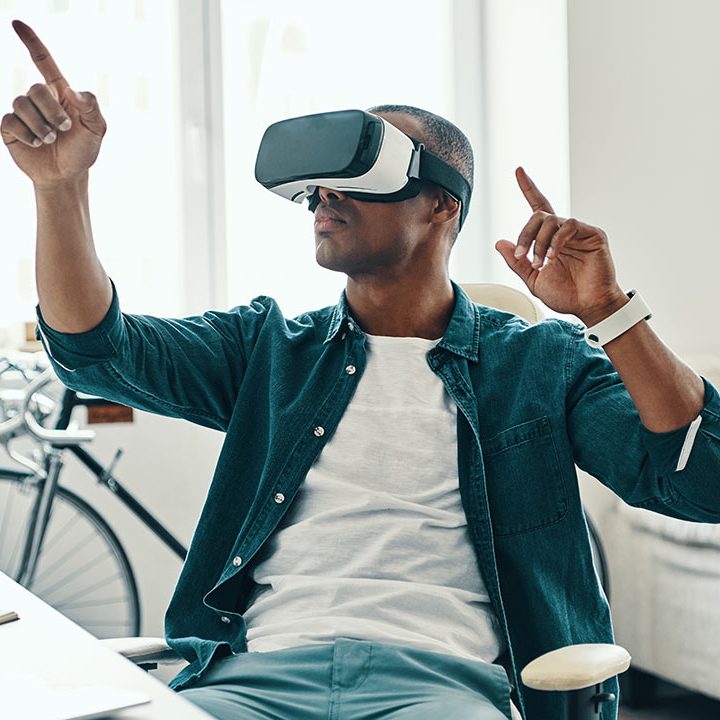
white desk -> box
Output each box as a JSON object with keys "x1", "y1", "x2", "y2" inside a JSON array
[{"x1": 0, "y1": 571, "x2": 212, "y2": 719}]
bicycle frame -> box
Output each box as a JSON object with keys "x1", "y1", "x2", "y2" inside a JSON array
[
  {"x1": 53, "y1": 388, "x2": 188, "y2": 561},
  {"x1": 14, "y1": 446, "x2": 64, "y2": 587},
  {"x1": 66, "y1": 443, "x2": 188, "y2": 560}
]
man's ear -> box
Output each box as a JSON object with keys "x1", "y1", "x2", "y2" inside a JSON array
[{"x1": 429, "y1": 186, "x2": 461, "y2": 228}]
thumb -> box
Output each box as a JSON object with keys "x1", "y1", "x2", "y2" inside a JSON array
[
  {"x1": 495, "y1": 239, "x2": 533, "y2": 285},
  {"x1": 62, "y1": 87, "x2": 106, "y2": 134}
]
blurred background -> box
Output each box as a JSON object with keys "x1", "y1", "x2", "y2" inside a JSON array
[{"x1": 1, "y1": 0, "x2": 719, "y2": 714}]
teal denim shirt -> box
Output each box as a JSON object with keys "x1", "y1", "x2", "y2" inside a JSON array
[{"x1": 36, "y1": 281, "x2": 720, "y2": 720}]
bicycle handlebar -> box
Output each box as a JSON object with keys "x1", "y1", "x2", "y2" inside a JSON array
[
  {"x1": 0, "y1": 365, "x2": 95, "y2": 444},
  {"x1": 22, "y1": 368, "x2": 95, "y2": 443}
]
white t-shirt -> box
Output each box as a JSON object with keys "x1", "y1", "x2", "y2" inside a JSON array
[{"x1": 243, "y1": 333, "x2": 505, "y2": 665}]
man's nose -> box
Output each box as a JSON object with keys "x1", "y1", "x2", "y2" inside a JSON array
[{"x1": 317, "y1": 186, "x2": 347, "y2": 203}]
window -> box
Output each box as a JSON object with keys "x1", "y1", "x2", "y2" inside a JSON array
[{"x1": 0, "y1": 0, "x2": 183, "y2": 328}]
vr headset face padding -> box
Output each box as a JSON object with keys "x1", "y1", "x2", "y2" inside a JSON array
[
  {"x1": 255, "y1": 109, "x2": 471, "y2": 229},
  {"x1": 305, "y1": 178, "x2": 426, "y2": 213}
]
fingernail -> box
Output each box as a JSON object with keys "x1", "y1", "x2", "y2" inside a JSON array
[
  {"x1": 532, "y1": 257, "x2": 542, "y2": 268},
  {"x1": 43, "y1": 131, "x2": 56, "y2": 144},
  {"x1": 74, "y1": 90, "x2": 84, "y2": 102},
  {"x1": 514, "y1": 246, "x2": 524, "y2": 258},
  {"x1": 546, "y1": 247, "x2": 555, "y2": 259},
  {"x1": 58, "y1": 118, "x2": 72, "y2": 131},
  {"x1": 32, "y1": 138, "x2": 42, "y2": 147}
]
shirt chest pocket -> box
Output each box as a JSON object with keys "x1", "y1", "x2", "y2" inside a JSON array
[{"x1": 481, "y1": 416, "x2": 568, "y2": 537}]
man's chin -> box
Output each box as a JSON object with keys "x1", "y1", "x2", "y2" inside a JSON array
[
  {"x1": 315, "y1": 245, "x2": 350, "y2": 273},
  {"x1": 315, "y1": 256, "x2": 350, "y2": 274}
]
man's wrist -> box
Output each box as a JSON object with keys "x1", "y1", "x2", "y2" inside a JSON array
[
  {"x1": 577, "y1": 290, "x2": 629, "y2": 328},
  {"x1": 33, "y1": 172, "x2": 89, "y2": 196},
  {"x1": 582, "y1": 289, "x2": 653, "y2": 349}
]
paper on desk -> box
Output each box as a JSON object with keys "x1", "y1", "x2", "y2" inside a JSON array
[{"x1": 0, "y1": 673, "x2": 151, "y2": 720}]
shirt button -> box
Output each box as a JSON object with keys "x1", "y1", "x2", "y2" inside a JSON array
[
  {"x1": 347, "y1": 321, "x2": 355, "y2": 332},
  {"x1": 220, "y1": 615, "x2": 231, "y2": 624},
  {"x1": 313, "y1": 426, "x2": 325, "y2": 437},
  {"x1": 274, "y1": 492, "x2": 286, "y2": 504},
  {"x1": 345, "y1": 365, "x2": 356, "y2": 375},
  {"x1": 232, "y1": 556, "x2": 242, "y2": 567}
]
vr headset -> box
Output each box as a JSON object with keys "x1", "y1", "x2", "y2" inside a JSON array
[{"x1": 254, "y1": 109, "x2": 471, "y2": 229}]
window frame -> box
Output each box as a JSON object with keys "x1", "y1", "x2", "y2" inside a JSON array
[{"x1": 177, "y1": 0, "x2": 227, "y2": 314}]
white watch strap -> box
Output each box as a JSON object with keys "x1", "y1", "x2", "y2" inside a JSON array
[{"x1": 584, "y1": 290, "x2": 652, "y2": 348}]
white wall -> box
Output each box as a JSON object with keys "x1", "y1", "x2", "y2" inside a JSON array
[
  {"x1": 568, "y1": 0, "x2": 720, "y2": 518},
  {"x1": 567, "y1": 0, "x2": 720, "y2": 359},
  {"x1": 58, "y1": 410, "x2": 223, "y2": 644}
]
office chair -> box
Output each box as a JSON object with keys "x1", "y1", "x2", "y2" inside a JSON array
[{"x1": 101, "y1": 283, "x2": 631, "y2": 719}]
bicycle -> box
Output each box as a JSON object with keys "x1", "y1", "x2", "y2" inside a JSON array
[{"x1": 0, "y1": 352, "x2": 187, "y2": 639}]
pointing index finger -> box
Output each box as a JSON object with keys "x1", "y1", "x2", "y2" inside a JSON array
[
  {"x1": 516, "y1": 166, "x2": 555, "y2": 214},
  {"x1": 12, "y1": 19, "x2": 69, "y2": 94}
]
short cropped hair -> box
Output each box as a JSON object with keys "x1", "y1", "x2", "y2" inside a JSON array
[{"x1": 367, "y1": 104, "x2": 474, "y2": 238}]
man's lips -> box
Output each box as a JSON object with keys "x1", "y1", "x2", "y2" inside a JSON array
[
  {"x1": 315, "y1": 217, "x2": 346, "y2": 231},
  {"x1": 314, "y1": 207, "x2": 347, "y2": 229}
]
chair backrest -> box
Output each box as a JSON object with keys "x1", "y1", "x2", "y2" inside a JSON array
[{"x1": 460, "y1": 283, "x2": 544, "y2": 324}]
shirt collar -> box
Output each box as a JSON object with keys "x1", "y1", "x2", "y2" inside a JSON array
[
  {"x1": 324, "y1": 290, "x2": 356, "y2": 344},
  {"x1": 324, "y1": 281, "x2": 480, "y2": 362},
  {"x1": 437, "y1": 281, "x2": 480, "y2": 362}
]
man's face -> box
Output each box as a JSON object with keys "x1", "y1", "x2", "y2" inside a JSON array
[{"x1": 313, "y1": 112, "x2": 435, "y2": 278}]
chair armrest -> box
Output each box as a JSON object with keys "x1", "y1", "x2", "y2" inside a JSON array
[
  {"x1": 521, "y1": 643, "x2": 631, "y2": 691},
  {"x1": 100, "y1": 636, "x2": 184, "y2": 666}
]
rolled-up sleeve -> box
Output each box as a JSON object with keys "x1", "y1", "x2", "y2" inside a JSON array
[
  {"x1": 35, "y1": 279, "x2": 269, "y2": 432},
  {"x1": 563, "y1": 322, "x2": 720, "y2": 523},
  {"x1": 35, "y1": 280, "x2": 125, "y2": 373}
]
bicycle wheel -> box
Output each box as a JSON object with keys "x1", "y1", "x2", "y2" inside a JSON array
[{"x1": 0, "y1": 473, "x2": 141, "y2": 638}]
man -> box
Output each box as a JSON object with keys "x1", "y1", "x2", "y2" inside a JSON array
[{"x1": 4, "y1": 20, "x2": 719, "y2": 720}]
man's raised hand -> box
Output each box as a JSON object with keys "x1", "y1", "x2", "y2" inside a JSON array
[
  {"x1": 2, "y1": 20, "x2": 106, "y2": 188},
  {"x1": 495, "y1": 167, "x2": 628, "y2": 326}
]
